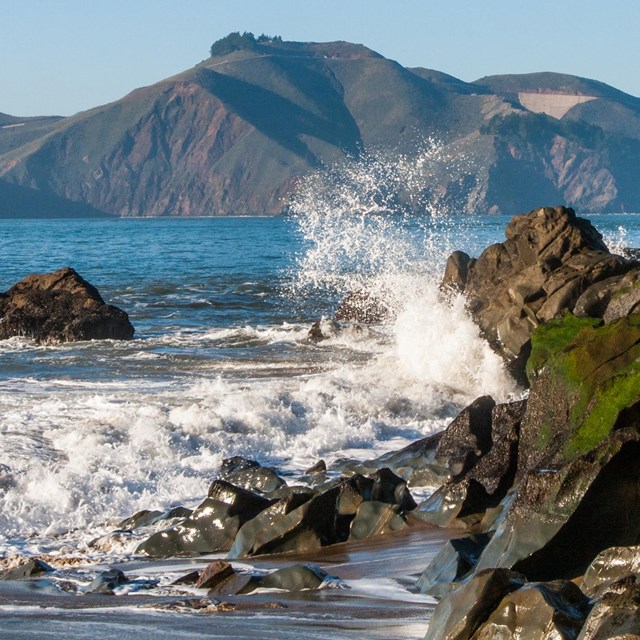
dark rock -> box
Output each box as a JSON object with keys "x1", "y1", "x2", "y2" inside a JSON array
[
  {"x1": 335, "y1": 290, "x2": 389, "y2": 323},
  {"x1": 473, "y1": 580, "x2": 592, "y2": 640},
  {"x1": 369, "y1": 467, "x2": 416, "y2": 511},
  {"x1": 332, "y1": 431, "x2": 450, "y2": 488},
  {"x1": 0, "y1": 267, "x2": 134, "y2": 343},
  {"x1": 440, "y1": 250, "x2": 473, "y2": 293},
  {"x1": 424, "y1": 568, "x2": 526, "y2": 640},
  {"x1": 417, "y1": 533, "x2": 493, "y2": 596},
  {"x1": 195, "y1": 561, "x2": 235, "y2": 589},
  {"x1": 304, "y1": 459, "x2": 327, "y2": 475},
  {"x1": 220, "y1": 456, "x2": 260, "y2": 477},
  {"x1": 221, "y1": 466, "x2": 286, "y2": 495},
  {"x1": 117, "y1": 509, "x2": 164, "y2": 530},
  {"x1": 87, "y1": 569, "x2": 128, "y2": 595},
  {"x1": 229, "y1": 475, "x2": 371, "y2": 557},
  {"x1": 453, "y1": 206, "x2": 636, "y2": 373},
  {"x1": 348, "y1": 501, "x2": 407, "y2": 541},
  {"x1": 435, "y1": 396, "x2": 496, "y2": 477},
  {"x1": 136, "y1": 490, "x2": 269, "y2": 557},
  {"x1": 227, "y1": 490, "x2": 317, "y2": 557},
  {"x1": 207, "y1": 479, "x2": 276, "y2": 514},
  {"x1": 413, "y1": 399, "x2": 524, "y2": 528},
  {"x1": 581, "y1": 545, "x2": 640, "y2": 599},
  {"x1": 247, "y1": 565, "x2": 329, "y2": 593},
  {"x1": 578, "y1": 575, "x2": 640, "y2": 639},
  {"x1": 1, "y1": 558, "x2": 54, "y2": 580},
  {"x1": 308, "y1": 318, "x2": 340, "y2": 342},
  {"x1": 476, "y1": 436, "x2": 640, "y2": 581},
  {"x1": 172, "y1": 570, "x2": 200, "y2": 586}
]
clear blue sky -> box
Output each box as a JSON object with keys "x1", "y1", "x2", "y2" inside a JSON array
[{"x1": 1, "y1": 0, "x2": 638, "y2": 117}]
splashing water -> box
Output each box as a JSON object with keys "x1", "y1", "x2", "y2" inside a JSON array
[{"x1": 289, "y1": 140, "x2": 518, "y2": 402}]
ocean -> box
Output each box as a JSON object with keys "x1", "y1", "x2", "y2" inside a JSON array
[{"x1": 1, "y1": 208, "x2": 639, "y2": 637}]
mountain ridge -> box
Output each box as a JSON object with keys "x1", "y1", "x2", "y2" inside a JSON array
[{"x1": 1, "y1": 36, "x2": 638, "y2": 217}]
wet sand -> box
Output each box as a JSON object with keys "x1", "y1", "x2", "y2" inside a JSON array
[{"x1": 0, "y1": 524, "x2": 451, "y2": 640}]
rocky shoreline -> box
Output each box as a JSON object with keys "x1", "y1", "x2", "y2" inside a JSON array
[{"x1": 2, "y1": 206, "x2": 639, "y2": 638}]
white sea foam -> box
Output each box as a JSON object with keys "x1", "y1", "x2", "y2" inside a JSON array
[{"x1": 0, "y1": 144, "x2": 520, "y2": 557}]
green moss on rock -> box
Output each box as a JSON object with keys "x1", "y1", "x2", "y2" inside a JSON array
[
  {"x1": 525, "y1": 313, "x2": 640, "y2": 463},
  {"x1": 526, "y1": 313, "x2": 602, "y2": 381}
]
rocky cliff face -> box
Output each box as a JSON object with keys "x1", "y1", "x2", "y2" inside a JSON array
[{"x1": 1, "y1": 40, "x2": 639, "y2": 216}]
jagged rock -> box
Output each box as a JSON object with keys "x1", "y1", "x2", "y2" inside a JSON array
[
  {"x1": 0, "y1": 558, "x2": 54, "y2": 580},
  {"x1": 413, "y1": 399, "x2": 524, "y2": 528},
  {"x1": 332, "y1": 431, "x2": 450, "y2": 488},
  {"x1": 417, "y1": 533, "x2": 492, "y2": 597},
  {"x1": 435, "y1": 396, "x2": 496, "y2": 477},
  {"x1": 440, "y1": 250, "x2": 473, "y2": 293},
  {"x1": 172, "y1": 570, "x2": 200, "y2": 586},
  {"x1": 0, "y1": 267, "x2": 134, "y2": 343},
  {"x1": 304, "y1": 459, "x2": 327, "y2": 475},
  {"x1": 335, "y1": 290, "x2": 389, "y2": 323},
  {"x1": 581, "y1": 546, "x2": 640, "y2": 599},
  {"x1": 117, "y1": 506, "x2": 192, "y2": 531},
  {"x1": 450, "y1": 206, "x2": 636, "y2": 374},
  {"x1": 195, "y1": 561, "x2": 235, "y2": 589},
  {"x1": 578, "y1": 575, "x2": 640, "y2": 639},
  {"x1": 473, "y1": 580, "x2": 592, "y2": 640},
  {"x1": 86, "y1": 569, "x2": 128, "y2": 595},
  {"x1": 228, "y1": 471, "x2": 412, "y2": 558},
  {"x1": 206, "y1": 564, "x2": 330, "y2": 596},
  {"x1": 220, "y1": 456, "x2": 260, "y2": 476},
  {"x1": 424, "y1": 568, "x2": 526, "y2": 640},
  {"x1": 348, "y1": 501, "x2": 407, "y2": 541},
  {"x1": 603, "y1": 277, "x2": 640, "y2": 324},
  {"x1": 226, "y1": 490, "x2": 317, "y2": 557},
  {"x1": 476, "y1": 435, "x2": 640, "y2": 581}
]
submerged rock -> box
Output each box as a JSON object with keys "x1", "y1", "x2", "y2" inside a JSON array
[{"x1": 0, "y1": 267, "x2": 134, "y2": 343}]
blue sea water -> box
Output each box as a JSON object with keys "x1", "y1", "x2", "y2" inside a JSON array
[{"x1": 0, "y1": 212, "x2": 638, "y2": 554}]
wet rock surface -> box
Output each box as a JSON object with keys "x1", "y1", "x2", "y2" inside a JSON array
[
  {"x1": 0, "y1": 267, "x2": 134, "y2": 343},
  {"x1": 442, "y1": 206, "x2": 638, "y2": 375}
]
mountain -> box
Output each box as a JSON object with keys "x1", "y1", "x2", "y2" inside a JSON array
[{"x1": 1, "y1": 35, "x2": 639, "y2": 216}]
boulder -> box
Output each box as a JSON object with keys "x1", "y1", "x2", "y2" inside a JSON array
[
  {"x1": 218, "y1": 465, "x2": 286, "y2": 495},
  {"x1": 86, "y1": 569, "x2": 128, "y2": 595},
  {"x1": 348, "y1": 501, "x2": 407, "y2": 541},
  {"x1": 473, "y1": 580, "x2": 592, "y2": 640},
  {"x1": 417, "y1": 533, "x2": 492, "y2": 597},
  {"x1": 424, "y1": 568, "x2": 526, "y2": 640},
  {"x1": 195, "y1": 561, "x2": 235, "y2": 589},
  {"x1": 414, "y1": 399, "x2": 525, "y2": 528},
  {"x1": 0, "y1": 558, "x2": 54, "y2": 580},
  {"x1": 228, "y1": 471, "x2": 413, "y2": 558},
  {"x1": 581, "y1": 546, "x2": 640, "y2": 599},
  {"x1": 434, "y1": 396, "x2": 496, "y2": 477},
  {"x1": 578, "y1": 575, "x2": 640, "y2": 639},
  {"x1": 0, "y1": 267, "x2": 134, "y2": 343},
  {"x1": 137, "y1": 484, "x2": 273, "y2": 557},
  {"x1": 440, "y1": 251, "x2": 473, "y2": 293},
  {"x1": 244, "y1": 565, "x2": 329, "y2": 593},
  {"x1": 445, "y1": 206, "x2": 636, "y2": 376}
]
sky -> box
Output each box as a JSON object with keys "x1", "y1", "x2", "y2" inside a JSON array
[{"x1": 1, "y1": 0, "x2": 639, "y2": 117}]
